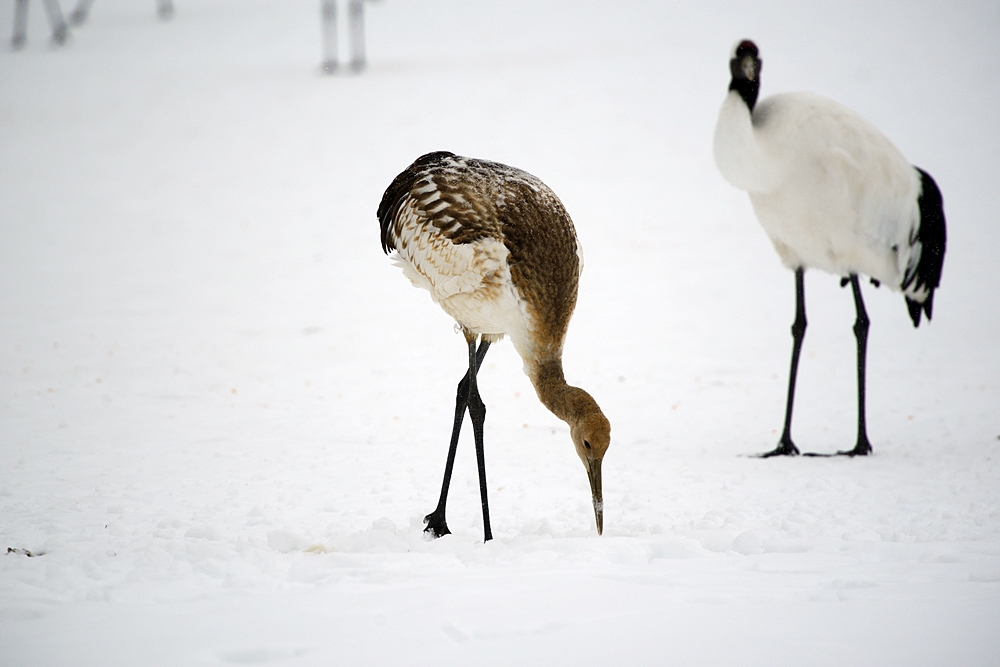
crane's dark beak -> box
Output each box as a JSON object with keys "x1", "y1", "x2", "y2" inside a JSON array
[{"x1": 587, "y1": 457, "x2": 603, "y2": 535}]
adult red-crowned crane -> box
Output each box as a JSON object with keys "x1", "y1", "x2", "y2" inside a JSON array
[
  {"x1": 713, "y1": 40, "x2": 946, "y2": 457},
  {"x1": 377, "y1": 151, "x2": 611, "y2": 540}
]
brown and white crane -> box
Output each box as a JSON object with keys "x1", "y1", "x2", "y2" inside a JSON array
[{"x1": 378, "y1": 151, "x2": 611, "y2": 541}]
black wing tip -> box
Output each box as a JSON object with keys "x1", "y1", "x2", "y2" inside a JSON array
[{"x1": 376, "y1": 151, "x2": 457, "y2": 254}]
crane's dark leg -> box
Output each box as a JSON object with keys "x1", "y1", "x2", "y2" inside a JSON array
[
  {"x1": 465, "y1": 337, "x2": 493, "y2": 542},
  {"x1": 423, "y1": 338, "x2": 490, "y2": 538},
  {"x1": 838, "y1": 274, "x2": 873, "y2": 456},
  {"x1": 320, "y1": 0, "x2": 337, "y2": 74},
  {"x1": 348, "y1": 0, "x2": 366, "y2": 72},
  {"x1": 12, "y1": 0, "x2": 29, "y2": 50},
  {"x1": 157, "y1": 0, "x2": 174, "y2": 21},
  {"x1": 760, "y1": 267, "x2": 806, "y2": 457},
  {"x1": 69, "y1": 0, "x2": 95, "y2": 26},
  {"x1": 42, "y1": 0, "x2": 69, "y2": 46}
]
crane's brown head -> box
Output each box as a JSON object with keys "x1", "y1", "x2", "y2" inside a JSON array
[{"x1": 571, "y1": 410, "x2": 610, "y2": 536}]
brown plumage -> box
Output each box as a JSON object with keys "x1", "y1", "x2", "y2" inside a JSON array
[{"x1": 378, "y1": 151, "x2": 610, "y2": 541}]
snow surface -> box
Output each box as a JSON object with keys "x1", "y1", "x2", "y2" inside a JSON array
[{"x1": 2, "y1": 1, "x2": 999, "y2": 665}]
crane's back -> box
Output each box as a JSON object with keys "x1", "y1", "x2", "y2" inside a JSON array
[
  {"x1": 378, "y1": 152, "x2": 583, "y2": 364},
  {"x1": 747, "y1": 93, "x2": 922, "y2": 284}
]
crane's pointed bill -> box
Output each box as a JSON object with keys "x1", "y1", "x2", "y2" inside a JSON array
[{"x1": 587, "y1": 457, "x2": 603, "y2": 535}]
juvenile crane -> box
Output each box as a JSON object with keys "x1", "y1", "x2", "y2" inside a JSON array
[
  {"x1": 713, "y1": 40, "x2": 946, "y2": 457},
  {"x1": 377, "y1": 151, "x2": 611, "y2": 541}
]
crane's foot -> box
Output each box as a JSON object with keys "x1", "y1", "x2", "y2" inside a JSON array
[
  {"x1": 836, "y1": 439, "x2": 872, "y2": 457},
  {"x1": 423, "y1": 510, "x2": 450, "y2": 538},
  {"x1": 158, "y1": 0, "x2": 175, "y2": 21},
  {"x1": 756, "y1": 437, "x2": 800, "y2": 458},
  {"x1": 50, "y1": 25, "x2": 68, "y2": 47}
]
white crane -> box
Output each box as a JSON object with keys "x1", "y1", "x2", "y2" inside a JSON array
[
  {"x1": 378, "y1": 151, "x2": 611, "y2": 540},
  {"x1": 714, "y1": 40, "x2": 946, "y2": 457}
]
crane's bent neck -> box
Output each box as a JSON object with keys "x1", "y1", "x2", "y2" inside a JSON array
[
  {"x1": 531, "y1": 359, "x2": 602, "y2": 424},
  {"x1": 713, "y1": 91, "x2": 777, "y2": 193}
]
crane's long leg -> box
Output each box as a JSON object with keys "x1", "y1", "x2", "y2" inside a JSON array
[
  {"x1": 465, "y1": 337, "x2": 493, "y2": 542},
  {"x1": 423, "y1": 338, "x2": 490, "y2": 538},
  {"x1": 69, "y1": 0, "x2": 95, "y2": 26},
  {"x1": 12, "y1": 0, "x2": 28, "y2": 50},
  {"x1": 348, "y1": 0, "x2": 366, "y2": 72},
  {"x1": 839, "y1": 274, "x2": 873, "y2": 456},
  {"x1": 320, "y1": 0, "x2": 337, "y2": 74},
  {"x1": 157, "y1": 0, "x2": 174, "y2": 21},
  {"x1": 760, "y1": 267, "x2": 806, "y2": 457},
  {"x1": 42, "y1": 0, "x2": 69, "y2": 46}
]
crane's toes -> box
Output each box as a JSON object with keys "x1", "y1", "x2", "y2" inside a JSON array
[
  {"x1": 836, "y1": 441, "x2": 873, "y2": 457},
  {"x1": 755, "y1": 440, "x2": 800, "y2": 458},
  {"x1": 423, "y1": 511, "x2": 451, "y2": 539}
]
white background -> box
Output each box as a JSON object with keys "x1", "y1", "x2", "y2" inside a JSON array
[{"x1": 2, "y1": 1, "x2": 998, "y2": 664}]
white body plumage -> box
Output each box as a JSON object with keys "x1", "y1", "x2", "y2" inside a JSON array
[{"x1": 715, "y1": 89, "x2": 928, "y2": 303}]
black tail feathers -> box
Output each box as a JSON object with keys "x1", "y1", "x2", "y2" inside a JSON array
[
  {"x1": 902, "y1": 167, "x2": 946, "y2": 328},
  {"x1": 906, "y1": 293, "x2": 934, "y2": 328}
]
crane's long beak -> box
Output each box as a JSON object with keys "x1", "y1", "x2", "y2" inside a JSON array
[{"x1": 587, "y1": 457, "x2": 603, "y2": 535}]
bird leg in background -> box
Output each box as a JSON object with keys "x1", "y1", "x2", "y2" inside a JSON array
[
  {"x1": 157, "y1": 0, "x2": 174, "y2": 21},
  {"x1": 42, "y1": 0, "x2": 68, "y2": 45},
  {"x1": 839, "y1": 275, "x2": 873, "y2": 456},
  {"x1": 348, "y1": 0, "x2": 366, "y2": 72},
  {"x1": 13, "y1": 0, "x2": 69, "y2": 49},
  {"x1": 321, "y1": 0, "x2": 337, "y2": 74},
  {"x1": 69, "y1": 0, "x2": 95, "y2": 26},
  {"x1": 12, "y1": 0, "x2": 28, "y2": 49},
  {"x1": 423, "y1": 339, "x2": 491, "y2": 539},
  {"x1": 761, "y1": 267, "x2": 806, "y2": 457}
]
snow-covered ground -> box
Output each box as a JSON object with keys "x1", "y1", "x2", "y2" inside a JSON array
[{"x1": 2, "y1": 1, "x2": 999, "y2": 664}]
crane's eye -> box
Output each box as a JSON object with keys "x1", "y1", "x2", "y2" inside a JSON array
[{"x1": 584, "y1": 440, "x2": 592, "y2": 450}]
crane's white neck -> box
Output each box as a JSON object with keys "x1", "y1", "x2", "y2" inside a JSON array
[{"x1": 713, "y1": 91, "x2": 779, "y2": 193}]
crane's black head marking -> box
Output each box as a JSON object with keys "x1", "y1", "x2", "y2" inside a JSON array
[
  {"x1": 902, "y1": 167, "x2": 947, "y2": 327},
  {"x1": 729, "y1": 39, "x2": 762, "y2": 111}
]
